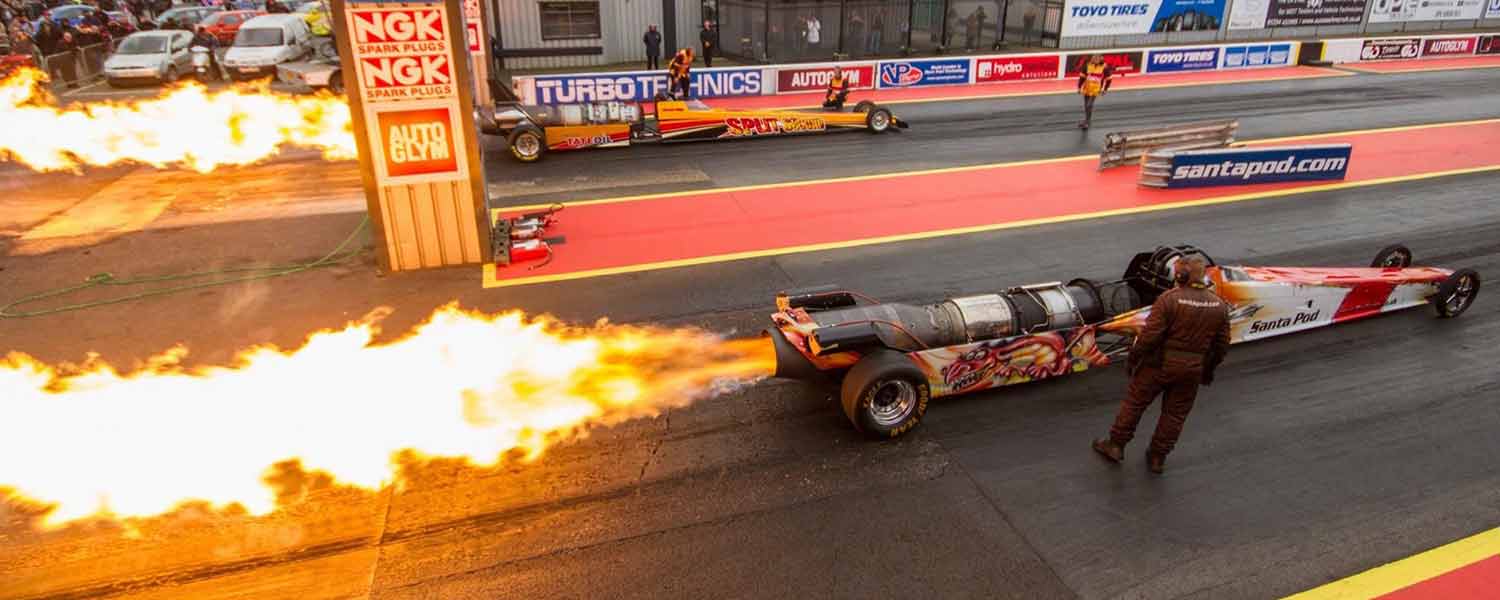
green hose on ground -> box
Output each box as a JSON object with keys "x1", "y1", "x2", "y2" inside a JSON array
[{"x1": 0, "y1": 216, "x2": 370, "y2": 319}]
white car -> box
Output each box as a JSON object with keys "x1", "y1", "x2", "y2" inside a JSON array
[
  {"x1": 103, "y1": 30, "x2": 195, "y2": 86},
  {"x1": 223, "y1": 14, "x2": 312, "y2": 81}
]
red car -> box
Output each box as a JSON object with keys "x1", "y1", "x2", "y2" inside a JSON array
[{"x1": 198, "y1": 10, "x2": 265, "y2": 45}]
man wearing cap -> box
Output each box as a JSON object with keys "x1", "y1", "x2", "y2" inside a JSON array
[{"x1": 1093, "y1": 256, "x2": 1230, "y2": 474}]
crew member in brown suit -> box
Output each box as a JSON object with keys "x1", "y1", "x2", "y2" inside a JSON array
[{"x1": 1093, "y1": 256, "x2": 1230, "y2": 474}]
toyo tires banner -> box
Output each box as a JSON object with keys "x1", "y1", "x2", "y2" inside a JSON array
[
  {"x1": 1062, "y1": 0, "x2": 1226, "y2": 37},
  {"x1": 1164, "y1": 145, "x2": 1351, "y2": 188}
]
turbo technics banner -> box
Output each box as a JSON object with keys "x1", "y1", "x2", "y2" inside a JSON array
[
  {"x1": 1061, "y1": 0, "x2": 1226, "y2": 36},
  {"x1": 1228, "y1": 0, "x2": 1368, "y2": 29},
  {"x1": 1164, "y1": 144, "x2": 1352, "y2": 188},
  {"x1": 526, "y1": 67, "x2": 765, "y2": 104}
]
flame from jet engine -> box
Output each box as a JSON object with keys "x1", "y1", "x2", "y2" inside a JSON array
[
  {"x1": 0, "y1": 305, "x2": 774, "y2": 529},
  {"x1": 0, "y1": 67, "x2": 355, "y2": 173}
]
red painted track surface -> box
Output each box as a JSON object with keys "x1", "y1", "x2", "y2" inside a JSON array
[
  {"x1": 487, "y1": 120, "x2": 1500, "y2": 286},
  {"x1": 1378, "y1": 554, "x2": 1500, "y2": 599},
  {"x1": 689, "y1": 65, "x2": 1345, "y2": 110},
  {"x1": 1350, "y1": 55, "x2": 1500, "y2": 73}
]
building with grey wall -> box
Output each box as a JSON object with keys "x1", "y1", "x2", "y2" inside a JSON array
[{"x1": 488, "y1": 0, "x2": 704, "y2": 70}]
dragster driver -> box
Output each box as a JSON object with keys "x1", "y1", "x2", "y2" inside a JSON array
[
  {"x1": 667, "y1": 48, "x2": 694, "y2": 99},
  {"x1": 823, "y1": 66, "x2": 850, "y2": 110}
]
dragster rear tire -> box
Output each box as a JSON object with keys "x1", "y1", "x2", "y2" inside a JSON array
[
  {"x1": 508, "y1": 125, "x2": 545, "y2": 163},
  {"x1": 1371, "y1": 244, "x2": 1413, "y2": 268},
  {"x1": 853, "y1": 100, "x2": 876, "y2": 114},
  {"x1": 841, "y1": 351, "x2": 930, "y2": 439},
  {"x1": 1434, "y1": 269, "x2": 1480, "y2": 318},
  {"x1": 866, "y1": 107, "x2": 893, "y2": 133}
]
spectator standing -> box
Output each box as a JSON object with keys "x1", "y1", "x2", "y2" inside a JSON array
[
  {"x1": 805, "y1": 14, "x2": 820, "y2": 52},
  {"x1": 964, "y1": 7, "x2": 981, "y2": 50},
  {"x1": 642, "y1": 23, "x2": 660, "y2": 70},
  {"x1": 846, "y1": 11, "x2": 863, "y2": 55},
  {"x1": 698, "y1": 20, "x2": 716, "y2": 67},
  {"x1": 867, "y1": 9, "x2": 884, "y2": 55}
]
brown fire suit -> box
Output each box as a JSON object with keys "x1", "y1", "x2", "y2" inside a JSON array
[{"x1": 1109, "y1": 283, "x2": 1231, "y2": 457}]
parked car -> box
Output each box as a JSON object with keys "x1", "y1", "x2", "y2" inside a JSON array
[
  {"x1": 198, "y1": 10, "x2": 264, "y2": 45},
  {"x1": 153, "y1": 5, "x2": 221, "y2": 29},
  {"x1": 222, "y1": 13, "x2": 310, "y2": 80},
  {"x1": 103, "y1": 30, "x2": 193, "y2": 86},
  {"x1": 43, "y1": 4, "x2": 94, "y2": 27}
]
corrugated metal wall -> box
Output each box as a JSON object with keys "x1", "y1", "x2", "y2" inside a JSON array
[{"x1": 492, "y1": 0, "x2": 702, "y2": 70}]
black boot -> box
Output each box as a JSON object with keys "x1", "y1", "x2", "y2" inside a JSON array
[{"x1": 1092, "y1": 438, "x2": 1123, "y2": 463}]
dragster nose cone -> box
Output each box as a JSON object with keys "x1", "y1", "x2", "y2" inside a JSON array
[{"x1": 764, "y1": 327, "x2": 822, "y2": 381}]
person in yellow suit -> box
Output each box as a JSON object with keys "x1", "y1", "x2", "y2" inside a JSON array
[
  {"x1": 304, "y1": 5, "x2": 332, "y2": 37},
  {"x1": 1076, "y1": 54, "x2": 1115, "y2": 130},
  {"x1": 667, "y1": 47, "x2": 693, "y2": 99}
]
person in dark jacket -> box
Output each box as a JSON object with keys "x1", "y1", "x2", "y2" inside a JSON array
[
  {"x1": 642, "y1": 24, "x2": 660, "y2": 70},
  {"x1": 1093, "y1": 257, "x2": 1231, "y2": 474},
  {"x1": 698, "y1": 20, "x2": 716, "y2": 67}
]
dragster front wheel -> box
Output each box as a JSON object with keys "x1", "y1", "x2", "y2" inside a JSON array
[
  {"x1": 841, "y1": 351, "x2": 930, "y2": 439},
  {"x1": 1434, "y1": 269, "x2": 1480, "y2": 318},
  {"x1": 1371, "y1": 244, "x2": 1413, "y2": 268},
  {"x1": 508, "y1": 125, "x2": 545, "y2": 163}
]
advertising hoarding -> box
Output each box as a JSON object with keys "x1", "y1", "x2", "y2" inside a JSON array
[
  {"x1": 1361, "y1": 38, "x2": 1421, "y2": 60},
  {"x1": 1368, "y1": 0, "x2": 1486, "y2": 22},
  {"x1": 1062, "y1": 0, "x2": 1226, "y2": 36},
  {"x1": 1221, "y1": 43, "x2": 1293, "y2": 68},
  {"x1": 1228, "y1": 0, "x2": 1368, "y2": 29},
  {"x1": 1064, "y1": 51, "x2": 1144, "y2": 76},
  {"x1": 1164, "y1": 144, "x2": 1352, "y2": 188},
  {"x1": 525, "y1": 67, "x2": 765, "y2": 103},
  {"x1": 1479, "y1": 35, "x2": 1500, "y2": 55},
  {"x1": 777, "y1": 64, "x2": 876, "y2": 92},
  {"x1": 974, "y1": 55, "x2": 1062, "y2": 82},
  {"x1": 1146, "y1": 47, "x2": 1220, "y2": 72},
  {"x1": 1421, "y1": 37, "x2": 1478, "y2": 57},
  {"x1": 877, "y1": 58, "x2": 972, "y2": 88}
]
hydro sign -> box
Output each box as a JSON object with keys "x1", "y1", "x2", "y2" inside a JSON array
[
  {"x1": 530, "y1": 68, "x2": 764, "y2": 104},
  {"x1": 1146, "y1": 47, "x2": 1219, "y2": 73}
]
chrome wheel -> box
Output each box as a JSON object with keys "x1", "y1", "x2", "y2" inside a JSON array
[
  {"x1": 513, "y1": 132, "x2": 541, "y2": 159},
  {"x1": 1446, "y1": 273, "x2": 1477, "y2": 313},
  {"x1": 870, "y1": 111, "x2": 889, "y2": 132},
  {"x1": 868, "y1": 379, "x2": 917, "y2": 427}
]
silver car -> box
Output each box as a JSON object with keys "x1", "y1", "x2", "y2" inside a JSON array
[{"x1": 104, "y1": 31, "x2": 194, "y2": 86}]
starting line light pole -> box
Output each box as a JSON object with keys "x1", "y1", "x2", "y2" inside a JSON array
[{"x1": 331, "y1": 0, "x2": 491, "y2": 272}]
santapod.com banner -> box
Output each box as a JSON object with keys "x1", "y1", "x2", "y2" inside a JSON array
[
  {"x1": 1062, "y1": 0, "x2": 1226, "y2": 37},
  {"x1": 1165, "y1": 145, "x2": 1351, "y2": 188}
]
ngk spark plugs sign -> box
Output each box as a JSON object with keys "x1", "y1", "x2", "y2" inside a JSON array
[
  {"x1": 877, "y1": 58, "x2": 971, "y2": 88},
  {"x1": 1361, "y1": 38, "x2": 1421, "y2": 61},
  {"x1": 1422, "y1": 37, "x2": 1477, "y2": 57},
  {"x1": 346, "y1": 2, "x2": 471, "y2": 182},
  {"x1": 1221, "y1": 43, "x2": 1293, "y2": 68},
  {"x1": 349, "y1": 6, "x2": 455, "y2": 102},
  {"x1": 1146, "y1": 47, "x2": 1219, "y2": 72},
  {"x1": 1369, "y1": 0, "x2": 1486, "y2": 22},
  {"x1": 974, "y1": 55, "x2": 1060, "y2": 82},
  {"x1": 777, "y1": 64, "x2": 876, "y2": 92},
  {"x1": 1228, "y1": 0, "x2": 1367, "y2": 29},
  {"x1": 1064, "y1": 51, "x2": 1144, "y2": 76},
  {"x1": 1061, "y1": 0, "x2": 1226, "y2": 36}
]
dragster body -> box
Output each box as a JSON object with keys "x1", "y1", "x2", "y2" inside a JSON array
[
  {"x1": 479, "y1": 96, "x2": 906, "y2": 163},
  {"x1": 766, "y1": 245, "x2": 1480, "y2": 438}
]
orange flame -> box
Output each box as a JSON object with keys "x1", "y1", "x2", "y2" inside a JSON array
[
  {"x1": 0, "y1": 305, "x2": 774, "y2": 529},
  {"x1": 0, "y1": 67, "x2": 355, "y2": 173}
]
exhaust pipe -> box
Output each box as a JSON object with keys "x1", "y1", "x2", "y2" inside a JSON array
[{"x1": 764, "y1": 328, "x2": 824, "y2": 382}]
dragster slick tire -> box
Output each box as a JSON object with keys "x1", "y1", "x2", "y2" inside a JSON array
[
  {"x1": 853, "y1": 100, "x2": 876, "y2": 114},
  {"x1": 1372, "y1": 244, "x2": 1414, "y2": 268},
  {"x1": 841, "y1": 351, "x2": 930, "y2": 439}
]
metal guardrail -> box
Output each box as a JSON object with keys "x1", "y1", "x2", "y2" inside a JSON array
[
  {"x1": 1137, "y1": 148, "x2": 1176, "y2": 188},
  {"x1": 1099, "y1": 119, "x2": 1238, "y2": 170},
  {"x1": 37, "y1": 42, "x2": 113, "y2": 92}
]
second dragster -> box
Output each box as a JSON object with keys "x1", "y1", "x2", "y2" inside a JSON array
[{"x1": 765, "y1": 245, "x2": 1480, "y2": 438}]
